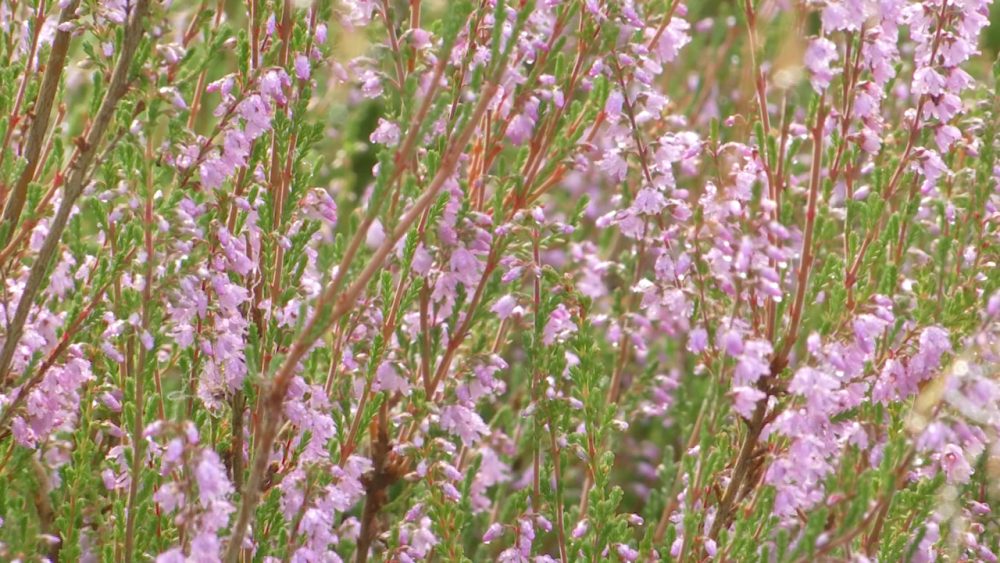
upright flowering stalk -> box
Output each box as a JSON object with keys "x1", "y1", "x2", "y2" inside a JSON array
[{"x1": 0, "y1": 0, "x2": 997, "y2": 561}]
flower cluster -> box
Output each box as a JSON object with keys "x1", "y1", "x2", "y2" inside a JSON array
[{"x1": 0, "y1": 0, "x2": 997, "y2": 561}]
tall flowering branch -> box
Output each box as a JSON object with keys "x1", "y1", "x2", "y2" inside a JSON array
[{"x1": 0, "y1": 0, "x2": 150, "y2": 381}]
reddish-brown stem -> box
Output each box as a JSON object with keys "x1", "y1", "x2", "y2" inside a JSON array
[
  {"x1": 0, "y1": 0, "x2": 44, "y2": 175},
  {"x1": 379, "y1": 0, "x2": 407, "y2": 90},
  {"x1": 0, "y1": 0, "x2": 149, "y2": 382},
  {"x1": 124, "y1": 125, "x2": 157, "y2": 562},
  {"x1": 708, "y1": 398, "x2": 767, "y2": 540},
  {"x1": 549, "y1": 423, "x2": 569, "y2": 563},
  {"x1": 779, "y1": 95, "x2": 827, "y2": 359},
  {"x1": 844, "y1": 1, "x2": 950, "y2": 293},
  {"x1": 0, "y1": 0, "x2": 82, "y2": 244},
  {"x1": 224, "y1": 36, "x2": 506, "y2": 560}
]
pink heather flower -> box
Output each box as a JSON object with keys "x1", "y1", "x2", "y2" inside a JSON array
[
  {"x1": 211, "y1": 274, "x2": 249, "y2": 311},
  {"x1": 788, "y1": 367, "x2": 840, "y2": 411},
  {"x1": 439, "y1": 404, "x2": 489, "y2": 446},
  {"x1": 946, "y1": 67, "x2": 975, "y2": 93},
  {"x1": 934, "y1": 125, "x2": 961, "y2": 152},
  {"x1": 717, "y1": 329, "x2": 743, "y2": 357},
  {"x1": 482, "y1": 523, "x2": 504, "y2": 543},
  {"x1": 207, "y1": 74, "x2": 234, "y2": 97},
  {"x1": 987, "y1": 291, "x2": 1000, "y2": 317},
  {"x1": 649, "y1": 16, "x2": 691, "y2": 63},
  {"x1": 804, "y1": 38, "x2": 838, "y2": 92},
  {"x1": 731, "y1": 386, "x2": 765, "y2": 419},
  {"x1": 315, "y1": 23, "x2": 328, "y2": 44},
  {"x1": 48, "y1": 251, "x2": 76, "y2": 299},
  {"x1": 670, "y1": 538, "x2": 683, "y2": 558},
  {"x1": 237, "y1": 94, "x2": 272, "y2": 139},
  {"x1": 221, "y1": 129, "x2": 251, "y2": 169},
  {"x1": 705, "y1": 539, "x2": 718, "y2": 557},
  {"x1": 872, "y1": 359, "x2": 909, "y2": 404},
  {"x1": 359, "y1": 70, "x2": 383, "y2": 98},
  {"x1": 633, "y1": 187, "x2": 666, "y2": 215},
  {"x1": 914, "y1": 148, "x2": 949, "y2": 192},
  {"x1": 157, "y1": 548, "x2": 185, "y2": 563},
  {"x1": 518, "y1": 517, "x2": 535, "y2": 544},
  {"x1": 506, "y1": 98, "x2": 539, "y2": 146},
  {"x1": 199, "y1": 158, "x2": 228, "y2": 190},
  {"x1": 301, "y1": 188, "x2": 338, "y2": 225},
  {"x1": 342, "y1": 0, "x2": 377, "y2": 25},
  {"x1": 409, "y1": 28, "x2": 431, "y2": 49},
  {"x1": 687, "y1": 327, "x2": 708, "y2": 353},
  {"x1": 294, "y1": 54, "x2": 310, "y2": 80},
  {"x1": 404, "y1": 504, "x2": 424, "y2": 522},
  {"x1": 912, "y1": 67, "x2": 945, "y2": 96},
  {"x1": 857, "y1": 128, "x2": 882, "y2": 154},
  {"x1": 605, "y1": 91, "x2": 624, "y2": 120},
  {"x1": 912, "y1": 326, "x2": 951, "y2": 375},
  {"x1": 940, "y1": 444, "x2": 973, "y2": 484},
  {"x1": 99, "y1": 391, "x2": 122, "y2": 412},
  {"x1": 159, "y1": 86, "x2": 188, "y2": 110},
  {"x1": 375, "y1": 361, "x2": 410, "y2": 395},
  {"x1": 260, "y1": 69, "x2": 290, "y2": 104},
  {"x1": 370, "y1": 118, "x2": 400, "y2": 147},
  {"x1": 616, "y1": 544, "x2": 639, "y2": 562},
  {"x1": 598, "y1": 149, "x2": 629, "y2": 182},
  {"x1": 101, "y1": 0, "x2": 128, "y2": 23},
  {"x1": 970, "y1": 501, "x2": 992, "y2": 516},
  {"x1": 491, "y1": 295, "x2": 521, "y2": 320},
  {"x1": 409, "y1": 517, "x2": 439, "y2": 557},
  {"x1": 411, "y1": 244, "x2": 433, "y2": 275},
  {"x1": 821, "y1": 0, "x2": 867, "y2": 33},
  {"x1": 153, "y1": 482, "x2": 185, "y2": 513},
  {"x1": 543, "y1": 304, "x2": 577, "y2": 346},
  {"x1": 853, "y1": 314, "x2": 887, "y2": 354},
  {"x1": 450, "y1": 247, "x2": 483, "y2": 287},
  {"x1": 734, "y1": 340, "x2": 772, "y2": 386},
  {"x1": 163, "y1": 439, "x2": 185, "y2": 467},
  {"x1": 927, "y1": 92, "x2": 963, "y2": 122},
  {"x1": 194, "y1": 450, "x2": 233, "y2": 504},
  {"x1": 366, "y1": 218, "x2": 386, "y2": 249}
]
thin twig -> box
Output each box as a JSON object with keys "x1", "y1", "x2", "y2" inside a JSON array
[
  {"x1": 223, "y1": 35, "x2": 506, "y2": 561},
  {"x1": 0, "y1": 0, "x2": 150, "y2": 382},
  {"x1": 0, "y1": 0, "x2": 82, "y2": 245}
]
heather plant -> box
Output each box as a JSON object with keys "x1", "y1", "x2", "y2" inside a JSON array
[{"x1": 0, "y1": 0, "x2": 999, "y2": 561}]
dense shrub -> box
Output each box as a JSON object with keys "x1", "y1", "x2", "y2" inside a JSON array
[{"x1": 0, "y1": 0, "x2": 998, "y2": 561}]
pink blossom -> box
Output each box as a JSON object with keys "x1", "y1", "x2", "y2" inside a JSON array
[
  {"x1": 370, "y1": 118, "x2": 400, "y2": 147},
  {"x1": 912, "y1": 67, "x2": 946, "y2": 96},
  {"x1": 439, "y1": 405, "x2": 489, "y2": 446},
  {"x1": 543, "y1": 304, "x2": 577, "y2": 346},
  {"x1": 491, "y1": 295, "x2": 521, "y2": 320},
  {"x1": 731, "y1": 386, "x2": 765, "y2": 419},
  {"x1": 294, "y1": 54, "x2": 311, "y2": 80},
  {"x1": 375, "y1": 361, "x2": 410, "y2": 395},
  {"x1": 805, "y1": 38, "x2": 839, "y2": 92},
  {"x1": 366, "y1": 219, "x2": 386, "y2": 249}
]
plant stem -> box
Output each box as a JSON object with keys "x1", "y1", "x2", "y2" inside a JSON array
[
  {"x1": 0, "y1": 0, "x2": 149, "y2": 382},
  {"x1": 223, "y1": 37, "x2": 506, "y2": 560},
  {"x1": 0, "y1": 0, "x2": 81, "y2": 246}
]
